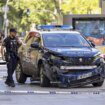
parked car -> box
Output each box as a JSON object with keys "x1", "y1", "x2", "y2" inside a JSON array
[{"x1": 16, "y1": 25, "x2": 105, "y2": 87}]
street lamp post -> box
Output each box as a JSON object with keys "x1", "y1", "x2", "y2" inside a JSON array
[{"x1": 3, "y1": 0, "x2": 9, "y2": 37}]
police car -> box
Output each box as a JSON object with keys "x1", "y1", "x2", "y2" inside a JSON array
[{"x1": 16, "y1": 25, "x2": 105, "y2": 87}]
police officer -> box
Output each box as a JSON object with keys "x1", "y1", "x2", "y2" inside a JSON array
[{"x1": 1, "y1": 28, "x2": 22, "y2": 87}]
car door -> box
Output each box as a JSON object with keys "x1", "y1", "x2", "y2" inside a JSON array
[
  {"x1": 27, "y1": 36, "x2": 41, "y2": 75},
  {"x1": 19, "y1": 34, "x2": 34, "y2": 75}
]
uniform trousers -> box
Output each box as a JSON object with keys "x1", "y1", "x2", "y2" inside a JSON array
[{"x1": 6, "y1": 53, "x2": 18, "y2": 83}]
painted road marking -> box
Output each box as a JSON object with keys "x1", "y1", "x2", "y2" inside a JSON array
[{"x1": 0, "y1": 90, "x2": 105, "y2": 95}]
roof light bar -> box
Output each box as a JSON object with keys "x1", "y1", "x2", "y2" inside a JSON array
[{"x1": 36, "y1": 25, "x2": 73, "y2": 30}]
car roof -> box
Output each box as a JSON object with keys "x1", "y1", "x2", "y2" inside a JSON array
[
  {"x1": 29, "y1": 30, "x2": 80, "y2": 34},
  {"x1": 27, "y1": 30, "x2": 81, "y2": 38},
  {"x1": 28, "y1": 25, "x2": 81, "y2": 36}
]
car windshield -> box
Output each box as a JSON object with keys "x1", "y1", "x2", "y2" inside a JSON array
[{"x1": 42, "y1": 33, "x2": 91, "y2": 47}]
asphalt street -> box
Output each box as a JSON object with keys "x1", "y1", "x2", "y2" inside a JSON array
[{"x1": 0, "y1": 64, "x2": 105, "y2": 105}]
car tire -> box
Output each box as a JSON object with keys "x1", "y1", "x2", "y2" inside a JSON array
[
  {"x1": 40, "y1": 64, "x2": 50, "y2": 87},
  {"x1": 15, "y1": 62, "x2": 27, "y2": 83},
  {"x1": 92, "y1": 80, "x2": 104, "y2": 87}
]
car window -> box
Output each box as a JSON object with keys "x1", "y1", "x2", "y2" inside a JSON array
[
  {"x1": 26, "y1": 37, "x2": 34, "y2": 48},
  {"x1": 42, "y1": 33, "x2": 90, "y2": 47},
  {"x1": 33, "y1": 35, "x2": 41, "y2": 46},
  {"x1": 24, "y1": 31, "x2": 40, "y2": 43},
  {"x1": 34, "y1": 37, "x2": 41, "y2": 43}
]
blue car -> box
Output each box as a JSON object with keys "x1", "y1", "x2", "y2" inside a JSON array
[{"x1": 16, "y1": 25, "x2": 105, "y2": 87}]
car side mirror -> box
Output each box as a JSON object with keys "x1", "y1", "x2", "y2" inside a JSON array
[{"x1": 31, "y1": 42, "x2": 41, "y2": 50}]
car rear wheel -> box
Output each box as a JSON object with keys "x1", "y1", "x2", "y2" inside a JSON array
[
  {"x1": 40, "y1": 64, "x2": 50, "y2": 87},
  {"x1": 15, "y1": 62, "x2": 27, "y2": 83},
  {"x1": 92, "y1": 80, "x2": 104, "y2": 87}
]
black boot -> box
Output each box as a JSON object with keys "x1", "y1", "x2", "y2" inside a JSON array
[
  {"x1": 5, "y1": 80, "x2": 15, "y2": 87},
  {"x1": 5, "y1": 80, "x2": 11, "y2": 86},
  {"x1": 9, "y1": 82, "x2": 15, "y2": 87}
]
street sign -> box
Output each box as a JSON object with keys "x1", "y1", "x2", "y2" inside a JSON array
[{"x1": 27, "y1": 9, "x2": 30, "y2": 15}]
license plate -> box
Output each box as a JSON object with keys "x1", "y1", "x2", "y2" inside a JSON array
[
  {"x1": 77, "y1": 72, "x2": 92, "y2": 80},
  {"x1": 60, "y1": 66, "x2": 97, "y2": 70}
]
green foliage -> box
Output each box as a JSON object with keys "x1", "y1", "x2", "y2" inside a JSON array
[
  {"x1": 7, "y1": 0, "x2": 56, "y2": 32},
  {"x1": 0, "y1": 0, "x2": 101, "y2": 33},
  {"x1": 62, "y1": 0, "x2": 101, "y2": 14}
]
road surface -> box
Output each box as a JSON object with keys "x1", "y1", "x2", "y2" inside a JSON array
[{"x1": 0, "y1": 64, "x2": 105, "y2": 105}]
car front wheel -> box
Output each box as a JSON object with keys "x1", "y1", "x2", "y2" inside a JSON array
[
  {"x1": 15, "y1": 62, "x2": 27, "y2": 83},
  {"x1": 40, "y1": 64, "x2": 50, "y2": 87}
]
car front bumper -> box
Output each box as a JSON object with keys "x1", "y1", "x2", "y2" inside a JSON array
[{"x1": 58, "y1": 66, "x2": 105, "y2": 87}]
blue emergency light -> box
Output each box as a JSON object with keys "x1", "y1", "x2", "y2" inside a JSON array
[{"x1": 37, "y1": 25, "x2": 73, "y2": 30}]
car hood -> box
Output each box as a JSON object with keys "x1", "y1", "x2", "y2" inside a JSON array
[{"x1": 45, "y1": 47, "x2": 100, "y2": 57}]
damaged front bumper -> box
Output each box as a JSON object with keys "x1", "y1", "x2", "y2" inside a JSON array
[{"x1": 56, "y1": 66, "x2": 105, "y2": 87}]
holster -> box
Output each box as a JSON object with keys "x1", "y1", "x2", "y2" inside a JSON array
[{"x1": 4, "y1": 53, "x2": 11, "y2": 62}]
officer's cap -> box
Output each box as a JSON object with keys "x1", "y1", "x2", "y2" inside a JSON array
[{"x1": 10, "y1": 28, "x2": 17, "y2": 33}]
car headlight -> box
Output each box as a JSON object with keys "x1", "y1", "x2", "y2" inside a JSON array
[
  {"x1": 50, "y1": 55, "x2": 61, "y2": 60},
  {"x1": 94, "y1": 52, "x2": 101, "y2": 60},
  {"x1": 49, "y1": 55, "x2": 63, "y2": 65}
]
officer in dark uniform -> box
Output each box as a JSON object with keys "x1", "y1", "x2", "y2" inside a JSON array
[{"x1": 1, "y1": 28, "x2": 22, "y2": 87}]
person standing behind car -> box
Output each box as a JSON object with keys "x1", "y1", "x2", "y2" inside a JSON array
[{"x1": 1, "y1": 28, "x2": 22, "y2": 87}]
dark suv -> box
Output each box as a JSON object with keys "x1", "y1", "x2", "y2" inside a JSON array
[{"x1": 16, "y1": 26, "x2": 105, "y2": 87}]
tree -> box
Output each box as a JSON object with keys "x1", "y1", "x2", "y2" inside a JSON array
[
  {"x1": 61, "y1": 0, "x2": 101, "y2": 14},
  {"x1": 0, "y1": 0, "x2": 101, "y2": 33},
  {"x1": 7, "y1": 0, "x2": 56, "y2": 32}
]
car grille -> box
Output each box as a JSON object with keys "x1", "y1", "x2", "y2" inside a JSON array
[{"x1": 65, "y1": 57, "x2": 94, "y2": 66}]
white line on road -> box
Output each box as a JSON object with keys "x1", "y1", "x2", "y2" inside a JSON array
[
  {"x1": 0, "y1": 90, "x2": 105, "y2": 95},
  {"x1": 0, "y1": 65, "x2": 6, "y2": 67}
]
